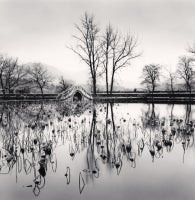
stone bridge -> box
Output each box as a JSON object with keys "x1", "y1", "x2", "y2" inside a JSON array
[{"x1": 57, "y1": 86, "x2": 93, "y2": 103}]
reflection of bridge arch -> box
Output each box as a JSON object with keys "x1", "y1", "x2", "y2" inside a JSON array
[{"x1": 57, "y1": 86, "x2": 93, "y2": 102}]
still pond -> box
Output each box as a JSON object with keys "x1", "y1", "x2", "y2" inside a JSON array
[{"x1": 0, "y1": 102, "x2": 195, "y2": 200}]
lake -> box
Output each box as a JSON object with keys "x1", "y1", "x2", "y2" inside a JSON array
[{"x1": 0, "y1": 102, "x2": 195, "y2": 200}]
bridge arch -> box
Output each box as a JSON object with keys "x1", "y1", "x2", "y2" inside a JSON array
[
  {"x1": 57, "y1": 86, "x2": 93, "y2": 103},
  {"x1": 73, "y1": 90, "x2": 83, "y2": 102}
]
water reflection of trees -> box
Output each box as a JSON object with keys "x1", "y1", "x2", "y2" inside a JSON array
[
  {"x1": 0, "y1": 102, "x2": 194, "y2": 195},
  {"x1": 0, "y1": 102, "x2": 58, "y2": 196},
  {"x1": 84, "y1": 103, "x2": 195, "y2": 177},
  {"x1": 141, "y1": 103, "x2": 160, "y2": 129}
]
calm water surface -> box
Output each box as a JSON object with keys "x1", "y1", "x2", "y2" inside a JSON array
[{"x1": 0, "y1": 103, "x2": 195, "y2": 200}]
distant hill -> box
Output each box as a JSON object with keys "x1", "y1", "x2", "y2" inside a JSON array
[
  {"x1": 80, "y1": 83, "x2": 136, "y2": 93},
  {"x1": 44, "y1": 64, "x2": 64, "y2": 79}
]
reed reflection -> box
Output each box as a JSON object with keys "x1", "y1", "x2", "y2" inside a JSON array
[{"x1": 0, "y1": 102, "x2": 194, "y2": 197}]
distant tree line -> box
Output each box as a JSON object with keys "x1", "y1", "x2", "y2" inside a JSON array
[
  {"x1": 0, "y1": 54, "x2": 72, "y2": 98},
  {"x1": 140, "y1": 45, "x2": 195, "y2": 94}
]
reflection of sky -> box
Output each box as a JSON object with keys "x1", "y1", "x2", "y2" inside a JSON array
[
  {"x1": 0, "y1": 103, "x2": 195, "y2": 200},
  {"x1": 0, "y1": 0, "x2": 195, "y2": 87}
]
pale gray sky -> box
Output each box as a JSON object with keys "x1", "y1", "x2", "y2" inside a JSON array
[{"x1": 0, "y1": 0, "x2": 195, "y2": 88}]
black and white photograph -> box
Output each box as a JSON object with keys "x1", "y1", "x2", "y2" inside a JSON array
[{"x1": 0, "y1": 0, "x2": 195, "y2": 200}]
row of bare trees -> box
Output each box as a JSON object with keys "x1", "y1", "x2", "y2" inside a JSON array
[
  {"x1": 140, "y1": 45, "x2": 195, "y2": 94},
  {"x1": 72, "y1": 12, "x2": 195, "y2": 95},
  {"x1": 71, "y1": 12, "x2": 140, "y2": 96},
  {"x1": 0, "y1": 55, "x2": 71, "y2": 98}
]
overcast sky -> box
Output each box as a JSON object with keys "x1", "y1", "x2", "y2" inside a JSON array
[{"x1": 0, "y1": 0, "x2": 195, "y2": 88}]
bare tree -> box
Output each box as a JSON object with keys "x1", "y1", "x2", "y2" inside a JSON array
[
  {"x1": 110, "y1": 31, "x2": 139, "y2": 94},
  {"x1": 5, "y1": 59, "x2": 27, "y2": 95},
  {"x1": 101, "y1": 24, "x2": 113, "y2": 94},
  {"x1": 168, "y1": 71, "x2": 176, "y2": 95},
  {"x1": 177, "y1": 56, "x2": 195, "y2": 94},
  {"x1": 56, "y1": 76, "x2": 72, "y2": 93},
  {"x1": 28, "y1": 63, "x2": 52, "y2": 98},
  {"x1": 101, "y1": 25, "x2": 140, "y2": 94},
  {"x1": 70, "y1": 13, "x2": 140, "y2": 95},
  {"x1": 70, "y1": 12, "x2": 101, "y2": 96},
  {"x1": 163, "y1": 67, "x2": 176, "y2": 95},
  {"x1": 166, "y1": 72, "x2": 177, "y2": 101},
  {"x1": 0, "y1": 55, "x2": 27, "y2": 96},
  {"x1": 141, "y1": 64, "x2": 161, "y2": 95}
]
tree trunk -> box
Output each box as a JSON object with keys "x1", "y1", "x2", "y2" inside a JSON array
[
  {"x1": 170, "y1": 78, "x2": 175, "y2": 98},
  {"x1": 187, "y1": 82, "x2": 192, "y2": 100},
  {"x1": 0, "y1": 76, "x2": 5, "y2": 99},
  {"x1": 106, "y1": 67, "x2": 109, "y2": 95},
  {"x1": 110, "y1": 70, "x2": 114, "y2": 95},
  {"x1": 189, "y1": 84, "x2": 191, "y2": 95},
  {"x1": 2, "y1": 89, "x2": 5, "y2": 99},
  {"x1": 8, "y1": 84, "x2": 11, "y2": 98},
  {"x1": 189, "y1": 84, "x2": 192, "y2": 101},
  {"x1": 40, "y1": 87, "x2": 44, "y2": 99},
  {"x1": 152, "y1": 84, "x2": 155, "y2": 102},
  {"x1": 92, "y1": 77, "x2": 96, "y2": 97},
  {"x1": 105, "y1": 48, "x2": 109, "y2": 95}
]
